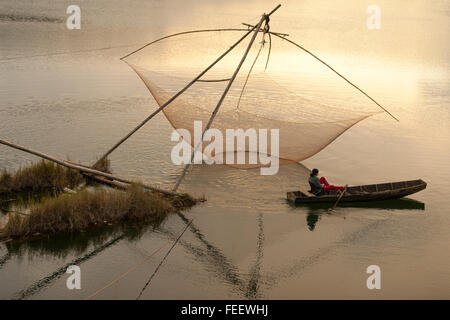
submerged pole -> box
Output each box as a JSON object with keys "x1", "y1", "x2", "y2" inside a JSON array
[
  {"x1": 172, "y1": 5, "x2": 281, "y2": 191},
  {"x1": 91, "y1": 21, "x2": 270, "y2": 170}
]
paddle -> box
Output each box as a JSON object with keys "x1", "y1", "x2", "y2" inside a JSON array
[{"x1": 328, "y1": 184, "x2": 348, "y2": 212}]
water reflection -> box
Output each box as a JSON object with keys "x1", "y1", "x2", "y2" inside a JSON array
[
  {"x1": 2, "y1": 216, "x2": 165, "y2": 257},
  {"x1": 12, "y1": 234, "x2": 125, "y2": 300},
  {"x1": 0, "y1": 219, "x2": 168, "y2": 299},
  {"x1": 3, "y1": 209, "x2": 263, "y2": 299},
  {"x1": 307, "y1": 212, "x2": 320, "y2": 231},
  {"x1": 246, "y1": 212, "x2": 264, "y2": 299},
  {"x1": 161, "y1": 213, "x2": 246, "y2": 293},
  {"x1": 300, "y1": 198, "x2": 425, "y2": 211},
  {"x1": 0, "y1": 188, "x2": 427, "y2": 299},
  {"x1": 287, "y1": 198, "x2": 425, "y2": 231},
  {"x1": 154, "y1": 211, "x2": 268, "y2": 299}
]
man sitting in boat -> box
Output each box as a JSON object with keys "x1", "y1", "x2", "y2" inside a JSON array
[{"x1": 308, "y1": 168, "x2": 344, "y2": 195}]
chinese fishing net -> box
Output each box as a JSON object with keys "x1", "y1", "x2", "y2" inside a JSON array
[{"x1": 123, "y1": 28, "x2": 384, "y2": 168}]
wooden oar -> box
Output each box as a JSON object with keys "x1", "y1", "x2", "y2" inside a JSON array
[
  {"x1": 328, "y1": 184, "x2": 348, "y2": 212},
  {"x1": 172, "y1": 6, "x2": 282, "y2": 191}
]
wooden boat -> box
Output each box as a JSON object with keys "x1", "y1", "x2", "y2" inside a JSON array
[{"x1": 287, "y1": 179, "x2": 427, "y2": 204}]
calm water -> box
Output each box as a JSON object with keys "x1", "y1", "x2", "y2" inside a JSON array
[{"x1": 0, "y1": 0, "x2": 449, "y2": 299}]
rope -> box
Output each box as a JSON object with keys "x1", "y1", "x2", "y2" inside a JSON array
[
  {"x1": 121, "y1": 28, "x2": 265, "y2": 61},
  {"x1": 272, "y1": 33, "x2": 399, "y2": 122},
  {"x1": 265, "y1": 32, "x2": 272, "y2": 71},
  {"x1": 172, "y1": 12, "x2": 271, "y2": 192},
  {"x1": 136, "y1": 219, "x2": 193, "y2": 299},
  {"x1": 120, "y1": 4, "x2": 280, "y2": 61},
  {"x1": 197, "y1": 78, "x2": 231, "y2": 83},
  {"x1": 241, "y1": 22, "x2": 289, "y2": 37},
  {"x1": 85, "y1": 219, "x2": 192, "y2": 300},
  {"x1": 92, "y1": 27, "x2": 259, "y2": 169},
  {"x1": 236, "y1": 36, "x2": 265, "y2": 109},
  {"x1": 15, "y1": 234, "x2": 124, "y2": 300},
  {"x1": 84, "y1": 242, "x2": 168, "y2": 300},
  {"x1": 236, "y1": 14, "x2": 271, "y2": 110},
  {"x1": 0, "y1": 30, "x2": 284, "y2": 63}
]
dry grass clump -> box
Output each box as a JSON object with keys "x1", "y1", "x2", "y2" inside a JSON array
[
  {"x1": 0, "y1": 184, "x2": 198, "y2": 240},
  {"x1": 0, "y1": 160, "x2": 84, "y2": 196}
]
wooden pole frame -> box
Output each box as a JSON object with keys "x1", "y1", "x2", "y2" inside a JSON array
[
  {"x1": 240, "y1": 22, "x2": 399, "y2": 122},
  {"x1": 0, "y1": 6, "x2": 282, "y2": 198},
  {"x1": 172, "y1": 5, "x2": 281, "y2": 191},
  {"x1": 92, "y1": 20, "x2": 271, "y2": 169},
  {"x1": 0, "y1": 138, "x2": 176, "y2": 196}
]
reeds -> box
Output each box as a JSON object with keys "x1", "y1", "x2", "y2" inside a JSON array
[
  {"x1": 0, "y1": 160, "x2": 84, "y2": 196},
  {"x1": 1, "y1": 184, "x2": 197, "y2": 240}
]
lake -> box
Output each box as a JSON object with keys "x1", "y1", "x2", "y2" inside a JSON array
[{"x1": 0, "y1": 0, "x2": 449, "y2": 299}]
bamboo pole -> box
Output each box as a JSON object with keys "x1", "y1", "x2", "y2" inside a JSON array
[
  {"x1": 267, "y1": 32, "x2": 399, "y2": 122},
  {"x1": 236, "y1": 35, "x2": 265, "y2": 109},
  {"x1": 0, "y1": 138, "x2": 176, "y2": 196},
  {"x1": 92, "y1": 24, "x2": 264, "y2": 169},
  {"x1": 136, "y1": 219, "x2": 193, "y2": 299},
  {"x1": 0, "y1": 29, "x2": 285, "y2": 63},
  {"x1": 241, "y1": 23, "x2": 289, "y2": 37},
  {"x1": 172, "y1": 6, "x2": 281, "y2": 191},
  {"x1": 265, "y1": 32, "x2": 272, "y2": 71}
]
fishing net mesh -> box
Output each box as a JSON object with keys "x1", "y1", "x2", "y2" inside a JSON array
[{"x1": 125, "y1": 30, "x2": 381, "y2": 167}]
